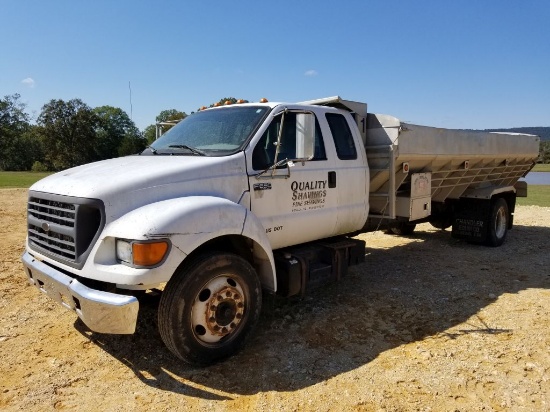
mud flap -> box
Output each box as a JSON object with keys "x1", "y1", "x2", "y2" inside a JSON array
[{"x1": 451, "y1": 198, "x2": 490, "y2": 243}]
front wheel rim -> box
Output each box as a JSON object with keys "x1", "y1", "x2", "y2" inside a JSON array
[{"x1": 190, "y1": 275, "x2": 246, "y2": 344}]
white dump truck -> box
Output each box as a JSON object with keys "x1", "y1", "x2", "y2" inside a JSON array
[{"x1": 22, "y1": 97, "x2": 539, "y2": 365}]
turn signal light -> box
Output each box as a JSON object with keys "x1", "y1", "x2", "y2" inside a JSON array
[
  {"x1": 132, "y1": 241, "x2": 169, "y2": 266},
  {"x1": 116, "y1": 239, "x2": 170, "y2": 267}
]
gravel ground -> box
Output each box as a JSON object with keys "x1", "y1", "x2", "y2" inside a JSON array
[{"x1": 1, "y1": 188, "x2": 549, "y2": 411}]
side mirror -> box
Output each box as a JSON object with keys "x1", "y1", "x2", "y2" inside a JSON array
[{"x1": 295, "y1": 113, "x2": 315, "y2": 160}]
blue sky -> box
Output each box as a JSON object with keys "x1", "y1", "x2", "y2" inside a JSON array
[{"x1": 2, "y1": 0, "x2": 549, "y2": 131}]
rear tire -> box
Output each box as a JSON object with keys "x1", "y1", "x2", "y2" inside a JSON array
[
  {"x1": 485, "y1": 198, "x2": 509, "y2": 247},
  {"x1": 388, "y1": 222, "x2": 417, "y2": 236},
  {"x1": 429, "y1": 216, "x2": 453, "y2": 230},
  {"x1": 158, "y1": 252, "x2": 262, "y2": 365}
]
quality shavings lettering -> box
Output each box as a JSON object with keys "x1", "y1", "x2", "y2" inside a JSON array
[{"x1": 291, "y1": 180, "x2": 327, "y2": 211}]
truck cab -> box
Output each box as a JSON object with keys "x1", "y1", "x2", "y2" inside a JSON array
[{"x1": 22, "y1": 100, "x2": 371, "y2": 365}]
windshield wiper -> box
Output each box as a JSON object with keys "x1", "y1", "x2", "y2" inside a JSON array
[
  {"x1": 168, "y1": 144, "x2": 207, "y2": 156},
  {"x1": 146, "y1": 145, "x2": 158, "y2": 155}
]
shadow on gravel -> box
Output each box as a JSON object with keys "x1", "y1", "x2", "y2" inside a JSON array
[{"x1": 75, "y1": 224, "x2": 550, "y2": 398}]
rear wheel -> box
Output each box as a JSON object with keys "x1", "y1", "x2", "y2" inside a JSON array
[
  {"x1": 388, "y1": 222, "x2": 417, "y2": 236},
  {"x1": 429, "y1": 216, "x2": 453, "y2": 230},
  {"x1": 158, "y1": 252, "x2": 262, "y2": 365},
  {"x1": 485, "y1": 198, "x2": 509, "y2": 247}
]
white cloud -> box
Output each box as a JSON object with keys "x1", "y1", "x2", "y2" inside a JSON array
[
  {"x1": 21, "y1": 78, "x2": 35, "y2": 88},
  {"x1": 304, "y1": 70, "x2": 318, "y2": 77}
]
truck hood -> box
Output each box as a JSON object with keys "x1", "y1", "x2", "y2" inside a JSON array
[{"x1": 30, "y1": 154, "x2": 249, "y2": 221}]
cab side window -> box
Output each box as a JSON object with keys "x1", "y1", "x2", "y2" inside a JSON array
[
  {"x1": 326, "y1": 113, "x2": 357, "y2": 160},
  {"x1": 252, "y1": 112, "x2": 326, "y2": 170}
]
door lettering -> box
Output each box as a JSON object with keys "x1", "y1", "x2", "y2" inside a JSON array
[{"x1": 291, "y1": 180, "x2": 328, "y2": 212}]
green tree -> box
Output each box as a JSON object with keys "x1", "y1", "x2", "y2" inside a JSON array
[
  {"x1": 209, "y1": 97, "x2": 248, "y2": 108},
  {"x1": 118, "y1": 131, "x2": 147, "y2": 156},
  {"x1": 13, "y1": 126, "x2": 44, "y2": 170},
  {"x1": 38, "y1": 99, "x2": 99, "y2": 170},
  {"x1": 0, "y1": 126, "x2": 44, "y2": 171},
  {"x1": 0, "y1": 94, "x2": 33, "y2": 170},
  {"x1": 93, "y1": 105, "x2": 140, "y2": 160},
  {"x1": 156, "y1": 109, "x2": 187, "y2": 123},
  {"x1": 143, "y1": 124, "x2": 156, "y2": 145},
  {"x1": 155, "y1": 109, "x2": 187, "y2": 135},
  {"x1": 539, "y1": 141, "x2": 550, "y2": 164}
]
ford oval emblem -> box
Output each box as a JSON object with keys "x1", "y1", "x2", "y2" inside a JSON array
[{"x1": 41, "y1": 222, "x2": 50, "y2": 232}]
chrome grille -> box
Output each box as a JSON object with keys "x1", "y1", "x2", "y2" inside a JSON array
[
  {"x1": 28, "y1": 197, "x2": 77, "y2": 260},
  {"x1": 27, "y1": 192, "x2": 104, "y2": 268}
]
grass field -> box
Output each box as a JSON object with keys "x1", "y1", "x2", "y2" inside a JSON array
[
  {"x1": 0, "y1": 171, "x2": 549, "y2": 207},
  {"x1": 0, "y1": 172, "x2": 52, "y2": 188},
  {"x1": 532, "y1": 164, "x2": 550, "y2": 172},
  {"x1": 517, "y1": 185, "x2": 550, "y2": 207}
]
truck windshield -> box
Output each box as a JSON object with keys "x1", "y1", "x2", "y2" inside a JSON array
[{"x1": 147, "y1": 106, "x2": 270, "y2": 156}]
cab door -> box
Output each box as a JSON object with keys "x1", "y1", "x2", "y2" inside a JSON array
[
  {"x1": 323, "y1": 111, "x2": 369, "y2": 234},
  {"x1": 247, "y1": 109, "x2": 338, "y2": 250}
]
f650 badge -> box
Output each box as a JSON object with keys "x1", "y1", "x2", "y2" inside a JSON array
[{"x1": 253, "y1": 183, "x2": 272, "y2": 191}]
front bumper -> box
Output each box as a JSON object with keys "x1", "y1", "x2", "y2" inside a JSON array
[{"x1": 22, "y1": 251, "x2": 139, "y2": 334}]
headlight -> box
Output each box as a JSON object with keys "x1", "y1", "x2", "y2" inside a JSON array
[{"x1": 116, "y1": 239, "x2": 170, "y2": 267}]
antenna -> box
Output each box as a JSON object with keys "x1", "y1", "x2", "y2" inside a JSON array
[{"x1": 128, "y1": 81, "x2": 133, "y2": 120}]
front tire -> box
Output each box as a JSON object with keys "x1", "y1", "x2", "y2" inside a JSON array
[
  {"x1": 158, "y1": 252, "x2": 262, "y2": 365},
  {"x1": 485, "y1": 198, "x2": 509, "y2": 247}
]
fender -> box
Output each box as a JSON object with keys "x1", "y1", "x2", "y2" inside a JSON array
[
  {"x1": 461, "y1": 185, "x2": 516, "y2": 200},
  {"x1": 96, "y1": 196, "x2": 276, "y2": 290}
]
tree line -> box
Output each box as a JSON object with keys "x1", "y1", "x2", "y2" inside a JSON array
[
  {"x1": 0, "y1": 95, "x2": 247, "y2": 172},
  {"x1": 1, "y1": 93, "x2": 548, "y2": 172},
  {"x1": 0, "y1": 94, "x2": 190, "y2": 172},
  {"x1": 538, "y1": 141, "x2": 550, "y2": 164}
]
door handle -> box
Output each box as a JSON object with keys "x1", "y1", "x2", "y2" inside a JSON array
[{"x1": 328, "y1": 171, "x2": 336, "y2": 188}]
